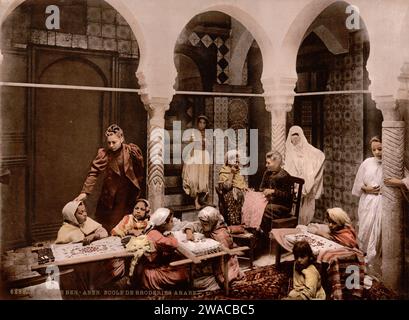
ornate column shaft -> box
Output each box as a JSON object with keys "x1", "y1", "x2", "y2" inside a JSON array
[
  {"x1": 136, "y1": 66, "x2": 174, "y2": 212},
  {"x1": 376, "y1": 97, "x2": 405, "y2": 292},
  {"x1": 144, "y1": 98, "x2": 170, "y2": 212},
  {"x1": 265, "y1": 102, "x2": 292, "y2": 157}
]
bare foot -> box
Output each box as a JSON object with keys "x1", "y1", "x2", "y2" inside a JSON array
[{"x1": 195, "y1": 197, "x2": 201, "y2": 210}]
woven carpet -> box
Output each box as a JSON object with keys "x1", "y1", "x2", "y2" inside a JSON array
[
  {"x1": 172, "y1": 261, "x2": 398, "y2": 300},
  {"x1": 57, "y1": 261, "x2": 398, "y2": 300}
]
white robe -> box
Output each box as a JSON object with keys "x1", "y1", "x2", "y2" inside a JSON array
[
  {"x1": 182, "y1": 130, "x2": 210, "y2": 198},
  {"x1": 284, "y1": 126, "x2": 325, "y2": 225},
  {"x1": 352, "y1": 157, "x2": 382, "y2": 268}
]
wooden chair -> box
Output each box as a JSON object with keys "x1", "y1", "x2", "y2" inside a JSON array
[
  {"x1": 215, "y1": 185, "x2": 256, "y2": 268},
  {"x1": 270, "y1": 175, "x2": 304, "y2": 264},
  {"x1": 270, "y1": 175, "x2": 305, "y2": 229}
]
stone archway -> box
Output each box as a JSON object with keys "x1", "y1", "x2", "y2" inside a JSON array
[{"x1": 0, "y1": 0, "x2": 147, "y2": 245}]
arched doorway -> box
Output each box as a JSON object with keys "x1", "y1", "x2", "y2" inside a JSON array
[
  {"x1": 168, "y1": 10, "x2": 266, "y2": 217},
  {"x1": 292, "y1": 1, "x2": 381, "y2": 224},
  {"x1": 0, "y1": 0, "x2": 146, "y2": 245}
]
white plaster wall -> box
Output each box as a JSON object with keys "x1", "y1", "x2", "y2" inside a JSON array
[{"x1": 1, "y1": 0, "x2": 409, "y2": 100}]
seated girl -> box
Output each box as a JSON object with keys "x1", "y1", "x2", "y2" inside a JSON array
[
  {"x1": 286, "y1": 240, "x2": 326, "y2": 300},
  {"x1": 183, "y1": 206, "x2": 243, "y2": 287},
  {"x1": 54, "y1": 201, "x2": 115, "y2": 291},
  {"x1": 111, "y1": 199, "x2": 150, "y2": 237},
  {"x1": 55, "y1": 200, "x2": 108, "y2": 245},
  {"x1": 312, "y1": 207, "x2": 359, "y2": 249},
  {"x1": 218, "y1": 150, "x2": 247, "y2": 225},
  {"x1": 137, "y1": 208, "x2": 188, "y2": 290}
]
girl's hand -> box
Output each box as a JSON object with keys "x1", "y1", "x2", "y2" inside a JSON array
[
  {"x1": 263, "y1": 189, "x2": 275, "y2": 196},
  {"x1": 384, "y1": 177, "x2": 403, "y2": 188},
  {"x1": 74, "y1": 193, "x2": 87, "y2": 202},
  {"x1": 128, "y1": 229, "x2": 142, "y2": 237},
  {"x1": 362, "y1": 185, "x2": 380, "y2": 194},
  {"x1": 185, "y1": 229, "x2": 194, "y2": 241},
  {"x1": 82, "y1": 235, "x2": 94, "y2": 246}
]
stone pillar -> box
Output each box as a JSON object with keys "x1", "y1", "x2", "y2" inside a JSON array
[
  {"x1": 376, "y1": 97, "x2": 405, "y2": 292},
  {"x1": 144, "y1": 98, "x2": 170, "y2": 212},
  {"x1": 265, "y1": 101, "x2": 292, "y2": 157},
  {"x1": 136, "y1": 64, "x2": 174, "y2": 212}
]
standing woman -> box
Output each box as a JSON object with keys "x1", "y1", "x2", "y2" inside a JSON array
[
  {"x1": 74, "y1": 124, "x2": 145, "y2": 232},
  {"x1": 284, "y1": 126, "x2": 325, "y2": 225},
  {"x1": 352, "y1": 136, "x2": 383, "y2": 273},
  {"x1": 182, "y1": 115, "x2": 211, "y2": 209}
]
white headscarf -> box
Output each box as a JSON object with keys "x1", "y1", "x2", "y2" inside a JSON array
[
  {"x1": 149, "y1": 208, "x2": 171, "y2": 227},
  {"x1": 198, "y1": 206, "x2": 225, "y2": 228},
  {"x1": 284, "y1": 126, "x2": 325, "y2": 196},
  {"x1": 327, "y1": 207, "x2": 351, "y2": 227},
  {"x1": 62, "y1": 201, "x2": 82, "y2": 226}
]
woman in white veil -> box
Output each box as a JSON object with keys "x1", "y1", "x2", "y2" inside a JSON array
[{"x1": 284, "y1": 126, "x2": 325, "y2": 225}]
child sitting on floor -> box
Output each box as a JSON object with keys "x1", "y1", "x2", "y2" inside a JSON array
[
  {"x1": 286, "y1": 240, "x2": 326, "y2": 300},
  {"x1": 111, "y1": 199, "x2": 150, "y2": 238}
]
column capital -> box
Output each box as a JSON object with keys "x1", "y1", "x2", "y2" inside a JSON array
[
  {"x1": 136, "y1": 70, "x2": 175, "y2": 107},
  {"x1": 145, "y1": 98, "x2": 169, "y2": 129},
  {"x1": 262, "y1": 76, "x2": 297, "y2": 96},
  {"x1": 375, "y1": 96, "x2": 402, "y2": 121},
  {"x1": 397, "y1": 61, "x2": 409, "y2": 100},
  {"x1": 262, "y1": 75, "x2": 296, "y2": 116}
]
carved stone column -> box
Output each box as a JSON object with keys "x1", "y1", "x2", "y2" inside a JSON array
[
  {"x1": 144, "y1": 98, "x2": 170, "y2": 212},
  {"x1": 376, "y1": 97, "x2": 405, "y2": 292},
  {"x1": 136, "y1": 66, "x2": 174, "y2": 211},
  {"x1": 265, "y1": 102, "x2": 292, "y2": 157}
]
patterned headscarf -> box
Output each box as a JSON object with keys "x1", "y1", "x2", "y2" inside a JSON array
[
  {"x1": 327, "y1": 207, "x2": 351, "y2": 227},
  {"x1": 198, "y1": 206, "x2": 225, "y2": 228},
  {"x1": 62, "y1": 201, "x2": 82, "y2": 226}
]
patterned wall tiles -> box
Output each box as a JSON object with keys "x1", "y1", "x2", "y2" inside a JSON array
[
  {"x1": 87, "y1": 23, "x2": 102, "y2": 37},
  {"x1": 131, "y1": 41, "x2": 139, "y2": 57},
  {"x1": 87, "y1": 0, "x2": 103, "y2": 8},
  {"x1": 47, "y1": 31, "x2": 56, "y2": 46},
  {"x1": 117, "y1": 26, "x2": 132, "y2": 40},
  {"x1": 116, "y1": 12, "x2": 128, "y2": 26},
  {"x1": 102, "y1": 9, "x2": 116, "y2": 24},
  {"x1": 316, "y1": 31, "x2": 367, "y2": 224},
  {"x1": 103, "y1": 38, "x2": 117, "y2": 51},
  {"x1": 87, "y1": 6, "x2": 101, "y2": 23},
  {"x1": 102, "y1": 24, "x2": 116, "y2": 38},
  {"x1": 2, "y1": 1, "x2": 139, "y2": 59},
  {"x1": 72, "y1": 35, "x2": 88, "y2": 49},
  {"x1": 88, "y1": 36, "x2": 103, "y2": 50},
  {"x1": 56, "y1": 33, "x2": 72, "y2": 47},
  {"x1": 184, "y1": 31, "x2": 231, "y2": 84},
  {"x1": 118, "y1": 40, "x2": 132, "y2": 55},
  {"x1": 31, "y1": 29, "x2": 48, "y2": 45}
]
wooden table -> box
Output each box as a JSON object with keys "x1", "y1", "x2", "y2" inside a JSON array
[
  {"x1": 31, "y1": 237, "x2": 134, "y2": 271},
  {"x1": 30, "y1": 236, "x2": 248, "y2": 296},
  {"x1": 170, "y1": 243, "x2": 249, "y2": 296}
]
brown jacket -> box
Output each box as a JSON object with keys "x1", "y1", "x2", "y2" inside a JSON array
[{"x1": 81, "y1": 143, "x2": 144, "y2": 209}]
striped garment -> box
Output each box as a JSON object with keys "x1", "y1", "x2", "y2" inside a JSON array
[{"x1": 317, "y1": 248, "x2": 365, "y2": 300}]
